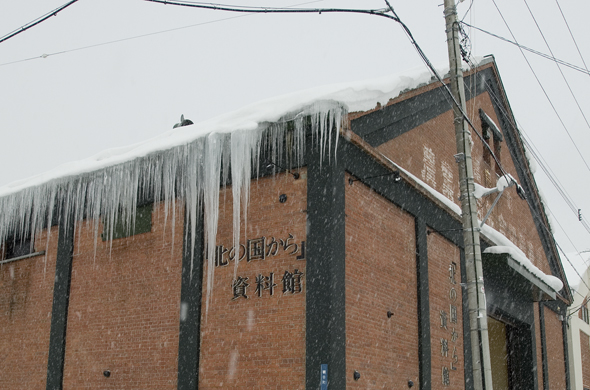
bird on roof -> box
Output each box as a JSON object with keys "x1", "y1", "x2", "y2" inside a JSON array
[{"x1": 173, "y1": 114, "x2": 193, "y2": 128}]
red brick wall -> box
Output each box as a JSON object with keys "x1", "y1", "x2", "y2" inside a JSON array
[
  {"x1": 428, "y1": 232, "x2": 464, "y2": 390},
  {"x1": 62, "y1": 201, "x2": 184, "y2": 389},
  {"x1": 198, "y1": 172, "x2": 307, "y2": 389},
  {"x1": 0, "y1": 227, "x2": 58, "y2": 389},
  {"x1": 375, "y1": 91, "x2": 553, "y2": 276},
  {"x1": 581, "y1": 331, "x2": 590, "y2": 389},
  {"x1": 345, "y1": 175, "x2": 419, "y2": 388},
  {"x1": 545, "y1": 307, "x2": 566, "y2": 389}
]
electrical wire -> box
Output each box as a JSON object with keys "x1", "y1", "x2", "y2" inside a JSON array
[
  {"x1": 5, "y1": 0, "x2": 583, "y2": 297},
  {"x1": 472, "y1": 69, "x2": 590, "y2": 298},
  {"x1": 459, "y1": 0, "x2": 474, "y2": 22},
  {"x1": 141, "y1": 0, "x2": 509, "y2": 179},
  {"x1": 523, "y1": 0, "x2": 590, "y2": 145},
  {"x1": 0, "y1": 0, "x2": 80, "y2": 44},
  {"x1": 382, "y1": 0, "x2": 512, "y2": 183},
  {"x1": 0, "y1": 0, "x2": 328, "y2": 67},
  {"x1": 143, "y1": 1, "x2": 396, "y2": 20},
  {"x1": 146, "y1": 2, "x2": 574, "y2": 295},
  {"x1": 554, "y1": 0, "x2": 590, "y2": 77},
  {"x1": 520, "y1": 133, "x2": 590, "y2": 235},
  {"x1": 460, "y1": 22, "x2": 590, "y2": 77},
  {"x1": 491, "y1": 0, "x2": 590, "y2": 175}
]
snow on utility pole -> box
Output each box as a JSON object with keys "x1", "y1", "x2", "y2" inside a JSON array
[{"x1": 443, "y1": 1, "x2": 494, "y2": 389}]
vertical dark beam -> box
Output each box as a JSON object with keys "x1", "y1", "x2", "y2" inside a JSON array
[
  {"x1": 562, "y1": 318, "x2": 571, "y2": 390},
  {"x1": 177, "y1": 209, "x2": 204, "y2": 390},
  {"x1": 539, "y1": 302, "x2": 549, "y2": 390},
  {"x1": 46, "y1": 211, "x2": 75, "y2": 390},
  {"x1": 460, "y1": 250, "x2": 474, "y2": 390},
  {"x1": 415, "y1": 219, "x2": 431, "y2": 390},
  {"x1": 306, "y1": 137, "x2": 346, "y2": 390},
  {"x1": 530, "y1": 316, "x2": 540, "y2": 390}
]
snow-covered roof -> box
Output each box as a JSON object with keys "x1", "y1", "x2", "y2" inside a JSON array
[
  {"x1": 0, "y1": 55, "x2": 561, "y2": 303},
  {"x1": 0, "y1": 63, "x2": 452, "y2": 198}
]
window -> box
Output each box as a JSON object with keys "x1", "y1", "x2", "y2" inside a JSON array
[
  {"x1": 582, "y1": 301, "x2": 589, "y2": 324},
  {"x1": 1, "y1": 235, "x2": 34, "y2": 261},
  {"x1": 479, "y1": 109, "x2": 504, "y2": 176},
  {"x1": 101, "y1": 203, "x2": 153, "y2": 241}
]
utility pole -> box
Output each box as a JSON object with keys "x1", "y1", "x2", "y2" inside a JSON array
[{"x1": 443, "y1": 1, "x2": 494, "y2": 389}]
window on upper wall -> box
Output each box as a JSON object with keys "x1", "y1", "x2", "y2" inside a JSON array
[
  {"x1": 1, "y1": 235, "x2": 34, "y2": 261},
  {"x1": 101, "y1": 203, "x2": 153, "y2": 241},
  {"x1": 581, "y1": 301, "x2": 590, "y2": 324},
  {"x1": 479, "y1": 109, "x2": 504, "y2": 176}
]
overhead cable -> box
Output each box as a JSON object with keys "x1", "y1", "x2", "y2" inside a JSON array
[
  {"x1": 143, "y1": 0, "x2": 397, "y2": 20},
  {"x1": 474, "y1": 69, "x2": 589, "y2": 296},
  {"x1": 554, "y1": 0, "x2": 590, "y2": 76},
  {"x1": 0, "y1": 0, "x2": 80, "y2": 44},
  {"x1": 460, "y1": 21, "x2": 590, "y2": 77},
  {"x1": 491, "y1": 0, "x2": 590, "y2": 174},
  {"x1": 523, "y1": 0, "x2": 590, "y2": 140},
  {"x1": 145, "y1": 0, "x2": 513, "y2": 187},
  {"x1": 0, "y1": 0, "x2": 327, "y2": 67}
]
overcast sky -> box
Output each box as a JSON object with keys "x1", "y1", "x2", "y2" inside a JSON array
[{"x1": 1, "y1": 0, "x2": 589, "y2": 279}]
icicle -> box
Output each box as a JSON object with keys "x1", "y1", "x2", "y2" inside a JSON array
[
  {"x1": 203, "y1": 132, "x2": 223, "y2": 318},
  {"x1": 230, "y1": 129, "x2": 260, "y2": 279},
  {"x1": 0, "y1": 100, "x2": 347, "y2": 321}
]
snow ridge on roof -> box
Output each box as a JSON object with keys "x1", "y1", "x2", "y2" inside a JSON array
[{"x1": 0, "y1": 64, "x2": 447, "y2": 198}]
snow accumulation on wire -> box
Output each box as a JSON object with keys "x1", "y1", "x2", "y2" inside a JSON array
[{"x1": 0, "y1": 63, "x2": 450, "y2": 315}]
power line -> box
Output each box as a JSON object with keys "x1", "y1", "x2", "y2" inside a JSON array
[
  {"x1": 522, "y1": 0, "x2": 590, "y2": 141},
  {"x1": 0, "y1": 15, "x2": 250, "y2": 67},
  {"x1": 0, "y1": 0, "x2": 333, "y2": 67},
  {"x1": 0, "y1": 0, "x2": 80, "y2": 44},
  {"x1": 475, "y1": 70, "x2": 588, "y2": 297},
  {"x1": 143, "y1": 1, "x2": 396, "y2": 20},
  {"x1": 143, "y1": 0, "x2": 510, "y2": 179},
  {"x1": 491, "y1": 0, "x2": 590, "y2": 175},
  {"x1": 460, "y1": 22, "x2": 590, "y2": 77},
  {"x1": 381, "y1": 0, "x2": 513, "y2": 182},
  {"x1": 554, "y1": 0, "x2": 590, "y2": 76}
]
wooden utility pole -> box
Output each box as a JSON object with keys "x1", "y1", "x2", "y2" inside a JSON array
[{"x1": 443, "y1": 1, "x2": 494, "y2": 389}]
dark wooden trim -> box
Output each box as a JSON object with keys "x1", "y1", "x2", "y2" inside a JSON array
[
  {"x1": 539, "y1": 303, "x2": 549, "y2": 390},
  {"x1": 530, "y1": 313, "x2": 540, "y2": 390},
  {"x1": 563, "y1": 317, "x2": 571, "y2": 390},
  {"x1": 340, "y1": 141, "x2": 464, "y2": 248},
  {"x1": 46, "y1": 212, "x2": 75, "y2": 390},
  {"x1": 415, "y1": 218, "x2": 431, "y2": 390},
  {"x1": 350, "y1": 71, "x2": 488, "y2": 148},
  {"x1": 305, "y1": 136, "x2": 346, "y2": 390},
  {"x1": 177, "y1": 207, "x2": 205, "y2": 390}
]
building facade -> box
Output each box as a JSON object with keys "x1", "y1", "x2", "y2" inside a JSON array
[
  {"x1": 567, "y1": 258, "x2": 590, "y2": 390},
  {"x1": 0, "y1": 57, "x2": 571, "y2": 389}
]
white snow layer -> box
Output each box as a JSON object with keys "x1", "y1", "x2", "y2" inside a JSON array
[
  {"x1": 0, "y1": 63, "x2": 457, "y2": 316},
  {"x1": 473, "y1": 183, "x2": 494, "y2": 199},
  {"x1": 482, "y1": 242, "x2": 563, "y2": 292},
  {"x1": 389, "y1": 158, "x2": 563, "y2": 293},
  {"x1": 496, "y1": 174, "x2": 516, "y2": 192}
]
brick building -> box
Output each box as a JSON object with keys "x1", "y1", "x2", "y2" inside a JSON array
[
  {"x1": 566, "y1": 255, "x2": 590, "y2": 390},
  {"x1": 0, "y1": 56, "x2": 571, "y2": 389}
]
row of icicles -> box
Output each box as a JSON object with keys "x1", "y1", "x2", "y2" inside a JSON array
[{"x1": 0, "y1": 101, "x2": 345, "y2": 315}]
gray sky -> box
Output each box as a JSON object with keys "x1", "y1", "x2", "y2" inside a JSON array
[{"x1": 1, "y1": 0, "x2": 590, "y2": 274}]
